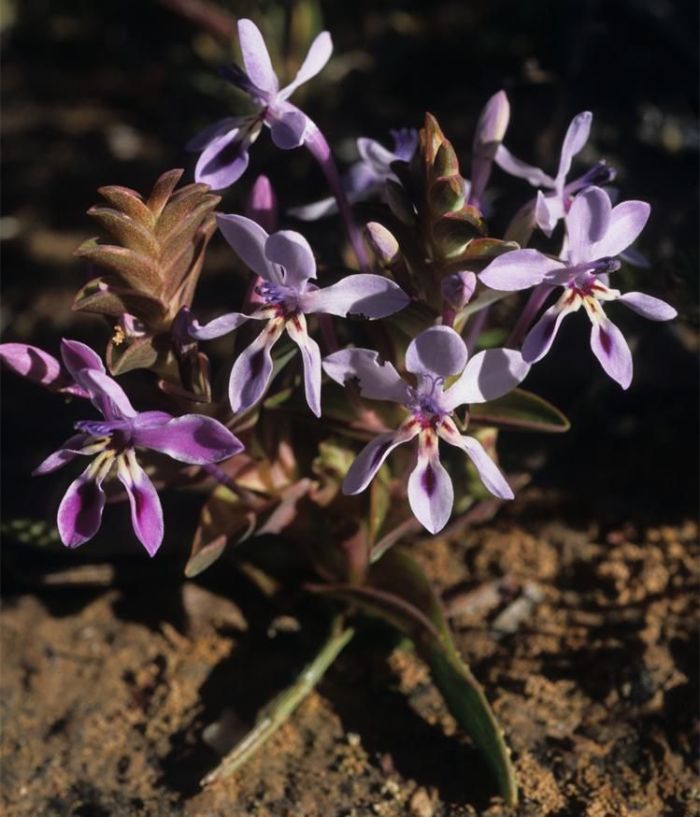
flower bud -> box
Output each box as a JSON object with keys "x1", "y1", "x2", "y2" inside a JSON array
[
  {"x1": 441, "y1": 271, "x2": 477, "y2": 310},
  {"x1": 364, "y1": 222, "x2": 399, "y2": 265}
]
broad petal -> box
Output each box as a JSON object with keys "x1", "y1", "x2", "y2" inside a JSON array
[
  {"x1": 186, "y1": 117, "x2": 241, "y2": 152},
  {"x1": 479, "y1": 248, "x2": 565, "y2": 292},
  {"x1": 591, "y1": 200, "x2": 651, "y2": 260},
  {"x1": 132, "y1": 414, "x2": 243, "y2": 464},
  {"x1": 33, "y1": 434, "x2": 91, "y2": 476},
  {"x1": 195, "y1": 128, "x2": 252, "y2": 190},
  {"x1": 445, "y1": 349, "x2": 530, "y2": 409},
  {"x1": 286, "y1": 315, "x2": 322, "y2": 417},
  {"x1": 585, "y1": 306, "x2": 633, "y2": 389},
  {"x1": 456, "y1": 434, "x2": 513, "y2": 500},
  {"x1": 343, "y1": 425, "x2": 418, "y2": 495},
  {"x1": 229, "y1": 322, "x2": 283, "y2": 414},
  {"x1": 268, "y1": 108, "x2": 309, "y2": 149},
  {"x1": 57, "y1": 465, "x2": 106, "y2": 548},
  {"x1": 265, "y1": 230, "x2": 316, "y2": 287},
  {"x1": 60, "y1": 339, "x2": 106, "y2": 380},
  {"x1": 117, "y1": 453, "x2": 164, "y2": 556},
  {"x1": 405, "y1": 326, "x2": 468, "y2": 378},
  {"x1": 566, "y1": 186, "x2": 612, "y2": 265},
  {"x1": 186, "y1": 310, "x2": 252, "y2": 341},
  {"x1": 237, "y1": 18, "x2": 278, "y2": 95},
  {"x1": 280, "y1": 31, "x2": 333, "y2": 98},
  {"x1": 557, "y1": 111, "x2": 592, "y2": 182},
  {"x1": 522, "y1": 293, "x2": 581, "y2": 363},
  {"x1": 494, "y1": 145, "x2": 555, "y2": 188},
  {"x1": 300, "y1": 274, "x2": 409, "y2": 319},
  {"x1": 78, "y1": 369, "x2": 136, "y2": 421},
  {"x1": 535, "y1": 190, "x2": 564, "y2": 237},
  {"x1": 323, "y1": 348, "x2": 411, "y2": 404},
  {"x1": 216, "y1": 214, "x2": 281, "y2": 284},
  {"x1": 407, "y1": 436, "x2": 453, "y2": 534},
  {"x1": 617, "y1": 291, "x2": 677, "y2": 321}
]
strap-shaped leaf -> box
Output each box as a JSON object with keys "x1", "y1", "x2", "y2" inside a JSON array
[{"x1": 470, "y1": 388, "x2": 570, "y2": 433}]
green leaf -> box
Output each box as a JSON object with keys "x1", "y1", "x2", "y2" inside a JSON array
[
  {"x1": 313, "y1": 547, "x2": 518, "y2": 806},
  {"x1": 470, "y1": 388, "x2": 570, "y2": 433}
]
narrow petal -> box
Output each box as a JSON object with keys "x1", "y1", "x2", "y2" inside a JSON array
[
  {"x1": 285, "y1": 314, "x2": 322, "y2": 417},
  {"x1": 186, "y1": 117, "x2": 241, "y2": 152},
  {"x1": 590, "y1": 200, "x2": 651, "y2": 260},
  {"x1": 237, "y1": 18, "x2": 278, "y2": 95},
  {"x1": 60, "y1": 339, "x2": 106, "y2": 380},
  {"x1": 229, "y1": 321, "x2": 284, "y2": 414},
  {"x1": 479, "y1": 248, "x2": 566, "y2": 292},
  {"x1": 265, "y1": 229, "x2": 316, "y2": 287},
  {"x1": 117, "y1": 452, "x2": 164, "y2": 556},
  {"x1": 585, "y1": 302, "x2": 633, "y2": 389},
  {"x1": 33, "y1": 434, "x2": 91, "y2": 475},
  {"x1": 300, "y1": 274, "x2": 409, "y2": 319},
  {"x1": 407, "y1": 432, "x2": 453, "y2": 533},
  {"x1": 405, "y1": 326, "x2": 468, "y2": 378},
  {"x1": 216, "y1": 214, "x2": 281, "y2": 283},
  {"x1": 343, "y1": 423, "x2": 419, "y2": 495},
  {"x1": 557, "y1": 111, "x2": 592, "y2": 182},
  {"x1": 445, "y1": 349, "x2": 530, "y2": 409},
  {"x1": 195, "y1": 128, "x2": 252, "y2": 190},
  {"x1": 617, "y1": 291, "x2": 677, "y2": 321},
  {"x1": 57, "y1": 464, "x2": 107, "y2": 548},
  {"x1": 566, "y1": 186, "x2": 612, "y2": 265},
  {"x1": 280, "y1": 31, "x2": 333, "y2": 98},
  {"x1": 268, "y1": 107, "x2": 309, "y2": 149},
  {"x1": 323, "y1": 348, "x2": 411, "y2": 404},
  {"x1": 78, "y1": 369, "x2": 137, "y2": 421},
  {"x1": 534, "y1": 190, "x2": 564, "y2": 237},
  {"x1": 185, "y1": 310, "x2": 252, "y2": 341},
  {"x1": 457, "y1": 435, "x2": 513, "y2": 499},
  {"x1": 522, "y1": 292, "x2": 582, "y2": 363},
  {"x1": 494, "y1": 145, "x2": 555, "y2": 188}
]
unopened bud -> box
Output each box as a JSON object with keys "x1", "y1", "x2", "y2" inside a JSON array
[
  {"x1": 441, "y1": 271, "x2": 477, "y2": 310},
  {"x1": 245, "y1": 175, "x2": 277, "y2": 232},
  {"x1": 364, "y1": 222, "x2": 399, "y2": 265}
]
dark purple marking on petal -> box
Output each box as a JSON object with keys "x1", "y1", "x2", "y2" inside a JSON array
[
  {"x1": 422, "y1": 463, "x2": 437, "y2": 497},
  {"x1": 598, "y1": 326, "x2": 612, "y2": 356},
  {"x1": 369, "y1": 440, "x2": 393, "y2": 471}
]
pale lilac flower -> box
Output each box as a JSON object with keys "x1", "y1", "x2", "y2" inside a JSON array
[
  {"x1": 185, "y1": 215, "x2": 410, "y2": 417},
  {"x1": 189, "y1": 18, "x2": 332, "y2": 190},
  {"x1": 290, "y1": 129, "x2": 418, "y2": 220},
  {"x1": 34, "y1": 340, "x2": 243, "y2": 554},
  {"x1": 323, "y1": 326, "x2": 529, "y2": 533},
  {"x1": 496, "y1": 111, "x2": 615, "y2": 236},
  {"x1": 479, "y1": 187, "x2": 677, "y2": 389}
]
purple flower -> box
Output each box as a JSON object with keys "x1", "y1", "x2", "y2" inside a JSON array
[
  {"x1": 186, "y1": 215, "x2": 410, "y2": 417},
  {"x1": 479, "y1": 187, "x2": 677, "y2": 389},
  {"x1": 495, "y1": 111, "x2": 615, "y2": 236},
  {"x1": 323, "y1": 326, "x2": 530, "y2": 533},
  {"x1": 0, "y1": 342, "x2": 89, "y2": 397},
  {"x1": 35, "y1": 340, "x2": 243, "y2": 555},
  {"x1": 290, "y1": 129, "x2": 419, "y2": 221},
  {"x1": 189, "y1": 18, "x2": 333, "y2": 190}
]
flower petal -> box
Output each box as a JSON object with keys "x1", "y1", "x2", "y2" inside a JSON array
[
  {"x1": 78, "y1": 369, "x2": 137, "y2": 421},
  {"x1": 229, "y1": 321, "x2": 284, "y2": 414},
  {"x1": 407, "y1": 433, "x2": 453, "y2": 534},
  {"x1": 186, "y1": 117, "x2": 242, "y2": 152},
  {"x1": 280, "y1": 31, "x2": 333, "y2": 98},
  {"x1": 590, "y1": 200, "x2": 651, "y2": 260},
  {"x1": 522, "y1": 292, "x2": 581, "y2": 363},
  {"x1": 185, "y1": 310, "x2": 253, "y2": 341},
  {"x1": 584, "y1": 304, "x2": 633, "y2": 389},
  {"x1": 1, "y1": 343, "x2": 63, "y2": 386},
  {"x1": 356, "y1": 137, "x2": 396, "y2": 174},
  {"x1": 60, "y1": 339, "x2": 106, "y2": 380},
  {"x1": 33, "y1": 434, "x2": 91, "y2": 475},
  {"x1": 494, "y1": 145, "x2": 555, "y2": 188},
  {"x1": 237, "y1": 18, "x2": 278, "y2": 95},
  {"x1": 445, "y1": 348, "x2": 530, "y2": 409},
  {"x1": 617, "y1": 291, "x2": 677, "y2": 321},
  {"x1": 57, "y1": 464, "x2": 107, "y2": 548},
  {"x1": 557, "y1": 111, "x2": 592, "y2": 182},
  {"x1": 323, "y1": 348, "x2": 411, "y2": 404},
  {"x1": 117, "y1": 452, "x2": 164, "y2": 556},
  {"x1": 566, "y1": 186, "x2": 612, "y2": 265},
  {"x1": 534, "y1": 190, "x2": 564, "y2": 236},
  {"x1": 405, "y1": 326, "x2": 468, "y2": 378},
  {"x1": 343, "y1": 423, "x2": 419, "y2": 495},
  {"x1": 195, "y1": 128, "x2": 252, "y2": 190},
  {"x1": 479, "y1": 248, "x2": 566, "y2": 292},
  {"x1": 300, "y1": 274, "x2": 409, "y2": 319},
  {"x1": 132, "y1": 414, "x2": 243, "y2": 464},
  {"x1": 265, "y1": 230, "x2": 316, "y2": 287},
  {"x1": 439, "y1": 422, "x2": 513, "y2": 500},
  {"x1": 285, "y1": 314, "x2": 322, "y2": 417},
  {"x1": 216, "y1": 214, "x2": 281, "y2": 284},
  {"x1": 268, "y1": 107, "x2": 309, "y2": 149}
]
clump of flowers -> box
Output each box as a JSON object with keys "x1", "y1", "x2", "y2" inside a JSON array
[{"x1": 1, "y1": 16, "x2": 676, "y2": 807}]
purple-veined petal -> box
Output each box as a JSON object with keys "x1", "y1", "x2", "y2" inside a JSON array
[
  {"x1": 300, "y1": 274, "x2": 409, "y2": 319},
  {"x1": 186, "y1": 117, "x2": 242, "y2": 152},
  {"x1": 280, "y1": 31, "x2": 333, "y2": 99},
  {"x1": 117, "y1": 451, "x2": 164, "y2": 556},
  {"x1": 33, "y1": 434, "x2": 91, "y2": 475},
  {"x1": 265, "y1": 229, "x2": 316, "y2": 287},
  {"x1": 237, "y1": 18, "x2": 278, "y2": 95},
  {"x1": 357, "y1": 137, "x2": 396, "y2": 174},
  {"x1": 405, "y1": 326, "x2": 468, "y2": 378},
  {"x1": 229, "y1": 320, "x2": 285, "y2": 414},
  {"x1": 268, "y1": 107, "x2": 309, "y2": 149},
  {"x1": 195, "y1": 127, "x2": 253, "y2": 190},
  {"x1": 534, "y1": 190, "x2": 563, "y2": 237},
  {"x1": 556, "y1": 111, "x2": 592, "y2": 183},
  {"x1": 444, "y1": 348, "x2": 530, "y2": 409},
  {"x1": 584, "y1": 301, "x2": 633, "y2": 389},
  {"x1": 343, "y1": 422, "x2": 419, "y2": 495},
  {"x1": 566, "y1": 186, "x2": 612, "y2": 265},
  {"x1": 216, "y1": 214, "x2": 282, "y2": 284},
  {"x1": 323, "y1": 348, "x2": 411, "y2": 405},
  {"x1": 57, "y1": 463, "x2": 107, "y2": 548},
  {"x1": 522, "y1": 292, "x2": 582, "y2": 363},
  {"x1": 494, "y1": 145, "x2": 555, "y2": 188},
  {"x1": 590, "y1": 200, "x2": 651, "y2": 260},
  {"x1": 132, "y1": 414, "x2": 243, "y2": 464},
  {"x1": 78, "y1": 369, "x2": 137, "y2": 421},
  {"x1": 285, "y1": 313, "x2": 322, "y2": 417},
  {"x1": 186, "y1": 310, "x2": 253, "y2": 341},
  {"x1": 246, "y1": 174, "x2": 278, "y2": 232},
  {"x1": 407, "y1": 432, "x2": 453, "y2": 534},
  {"x1": 479, "y1": 248, "x2": 565, "y2": 292},
  {"x1": 439, "y1": 420, "x2": 513, "y2": 499},
  {"x1": 617, "y1": 291, "x2": 677, "y2": 321},
  {"x1": 60, "y1": 339, "x2": 106, "y2": 381}
]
